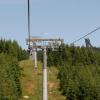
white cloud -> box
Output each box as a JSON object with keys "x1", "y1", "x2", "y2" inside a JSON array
[{"x1": 42, "y1": 32, "x2": 49, "y2": 35}]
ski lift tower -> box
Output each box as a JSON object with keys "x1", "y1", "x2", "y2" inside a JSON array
[
  {"x1": 85, "y1": 38, "x2": 92, "y2": 48},
  {"x1": 26, "y1": 37, "x2": 64, "y2": 100}
]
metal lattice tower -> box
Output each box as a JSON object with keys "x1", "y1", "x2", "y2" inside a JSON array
[{"x1": 85, "y1": 38, "x2": 92, "y2": 48}]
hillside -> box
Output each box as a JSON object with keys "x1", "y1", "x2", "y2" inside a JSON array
[{"x1": 20, "y1": 60, "x2": 65, "y2": 100}]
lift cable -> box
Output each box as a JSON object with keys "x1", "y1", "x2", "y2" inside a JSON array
[{"x1": 71, "y1": 27, "x2": 100, "y2": 44}]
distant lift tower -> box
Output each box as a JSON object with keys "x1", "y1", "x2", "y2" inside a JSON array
[
  {"x1": 85, "y1": 38, "x2": 92, "y2": 47},
  {"x1": 29, "y1": 48, "x2": 37, "y2": 68},
  {"x1": 29, "y1": 40, "x2": 37, "y2": 68},
  {"x1": 26, "y1": 37, "x2": 63, "y2": 100}
]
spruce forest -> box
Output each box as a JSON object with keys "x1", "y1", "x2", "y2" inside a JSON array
[
  {"x1": 38, "y1": 44, "x2": 100, "y2": 100},
  {"x1": 1, "y1": 39, "x2": 100, "y2": 100},
  {"x1": 0, "y1": 39, "x2": 28, "y2": 99}
]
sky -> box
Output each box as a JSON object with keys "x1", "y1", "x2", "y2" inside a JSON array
[{"x1": 0, "y1": 0, "x2": 100, "y2": 49}]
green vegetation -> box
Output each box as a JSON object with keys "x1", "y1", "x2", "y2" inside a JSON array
[
  {"x1": 0, "y1": 39, "x2": 28, "y2": 99},
  {"x1": 20, "y1": 60, "x2": 65, "y2": 100},
  {"x1": 0, "y1": 39, "x2": 28, "y2": 61},
  {"x1": 38, "y1": 44, "x2": 100, "y2": 100},
  {"x1": 1, "y1": 38, "x2": 100, "y2": 100},
  {"x1": 0, "y1": 53, "x2": 22, "y2": 99},
  {"x1": 58, "y1": 64, "x2": 100, "y2": 100}
]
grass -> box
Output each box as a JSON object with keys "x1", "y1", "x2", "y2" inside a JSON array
[{"x1": 19, "y1": 60, "x2": 65, "y2": 100}]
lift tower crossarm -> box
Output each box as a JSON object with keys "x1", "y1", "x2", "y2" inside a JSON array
[{"x1": 26, "y1": 38, "x2": 64, "y2": 43}]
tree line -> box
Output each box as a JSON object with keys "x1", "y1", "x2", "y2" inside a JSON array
[
  {"x1": 38, "y1": 44, "x2": 100, "y2": 100},
  {"x1": 0, "y1": 39, "x2": 28, "y2": 99},
  {"x1": 0, "y1": 39, "x2": 28, "y2": 61}
]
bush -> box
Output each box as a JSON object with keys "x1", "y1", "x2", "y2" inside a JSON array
[
  {"x1": 0, "y1": 53, "x2": 22, "y2": 99},
  {"x1": 0, "y1": 39, "x2": 28, "y2": 61},
  {"x1": 38, "y1": 44, "x2": 100, "y2": 99},
  {"x1": 58, "y1": 64, "x2": 100, "y2": 100}
]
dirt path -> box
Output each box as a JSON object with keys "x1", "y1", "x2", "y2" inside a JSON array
[{"x1": 20, "y1": 60, "x2": 65, "y2": 100}]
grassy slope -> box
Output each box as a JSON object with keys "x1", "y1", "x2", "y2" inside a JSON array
[{"x1": 20, "y1": 60, "x2": 65, "y2": 100}]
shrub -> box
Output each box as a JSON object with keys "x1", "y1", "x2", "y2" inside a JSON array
[{"x1": 0, "y1": 53, "x2": 22, "y2": 99}]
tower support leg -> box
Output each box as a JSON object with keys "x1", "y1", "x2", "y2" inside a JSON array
[
  {"x1": 42, "y1": 48, "x2": 48, "y2": 100},
  {"x1": 34, "y1": 50, "x2": 37, "y2": 68}
]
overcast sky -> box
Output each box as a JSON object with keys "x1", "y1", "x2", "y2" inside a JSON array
[{"x1": 0, "y1": 0, "x2": 100, "y2": 48}]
